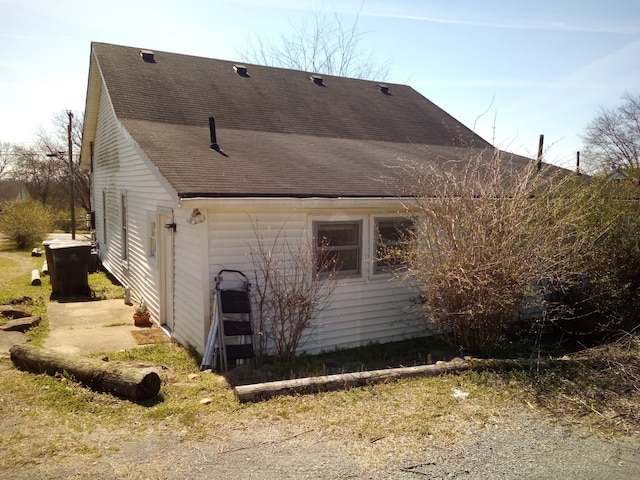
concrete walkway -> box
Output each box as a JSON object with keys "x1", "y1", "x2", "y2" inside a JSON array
[
  {"x1": 45, "y1": 299, "x2": 143, "y2": 354},
  {"x1": 0, "y1": 299, "x2": 170, "y2": 356}
]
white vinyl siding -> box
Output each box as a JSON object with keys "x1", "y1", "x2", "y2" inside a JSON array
[
  {"x1": 201, "y1": 206, "x2": 424, "y2": 356},
  {"x1": 91, "y1": 82, "x2": 181, "y2": 343}
]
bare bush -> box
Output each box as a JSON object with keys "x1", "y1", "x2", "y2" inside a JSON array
[
  {"x1": 398, "y1": 148, "x2": 605, "y2": 355},
  {"x1": 250, "y1": 221, "x2": 337, "y2": 362}
]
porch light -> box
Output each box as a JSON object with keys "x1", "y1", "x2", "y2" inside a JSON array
[{"x1": 187, "y1": 208, "x2": 205, "y2": 224}]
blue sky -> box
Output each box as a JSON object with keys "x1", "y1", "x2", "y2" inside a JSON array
[{"x1": 1, "y1": 0, "x2": 639, "y2": 169}]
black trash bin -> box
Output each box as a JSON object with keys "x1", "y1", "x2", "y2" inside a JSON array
[
  {"x1": 49, "y1": 241, "x2": 93, "y2": 297},
  {"x1": 42, "y1": 240, "x2": 58, "y2": 293}
]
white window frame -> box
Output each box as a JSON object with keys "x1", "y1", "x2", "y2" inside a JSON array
[
  {"x1": 102, "y1": 188, "x2": 107, "y2": 245},
  {"x1": 148, "y1": 214, "x2": 157, "y2": 260},
  {"x1": 313, "y1": 219, "x2": 363, "y2": 279},
  {"x1": 121, "y1": 191, "x2": 128, "y2": 261}
]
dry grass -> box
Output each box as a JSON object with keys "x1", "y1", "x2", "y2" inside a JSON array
[
  {"x1": 1, "y1": 239, "x2": 639, "y2": 472},
  {"x1": 532, "y1": 332, "x2": 640, "y2": 434}
]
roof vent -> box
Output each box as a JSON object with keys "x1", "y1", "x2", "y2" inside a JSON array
[
  {"x1": 377, "y1": 84, "x2": 390, "y2": 95},
  {"x1": 209, "y1": 116, "x2": 219, "y2": 151},
  {"x1": 233, "y1": 64, "x2": 249, "y2": 76},
  {"x1": 310, "y1": 75, "x2": 325, "y2": 87},
  {"x1": 139, "y1": 49, "x2": 155, "y2": 63}
]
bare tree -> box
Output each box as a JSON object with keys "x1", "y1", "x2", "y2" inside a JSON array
[
  {"x1": 10, "y1": 146, "x2": 66, "y2": 206},
  {"x1": 242, "y1": 5, "x2": 390, "y2": 80},
  {"x1": 0, "y1": 141, "x2": 15, "y2": 179},
  {"x1": 37, "y1": 110, "x2": 90, "y2": 213},
  {"x1": 582, "y1": 92, "x2": 640, "y2": 174},
  {"x1": 249, "y1": 220, "x2": 338, "y2": 362}
]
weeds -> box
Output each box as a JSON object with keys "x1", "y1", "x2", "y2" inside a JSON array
[
  {"x1": 533, "y1": 332, "x2": 640, "y2": 434},
  {"x1": 0, "y1": 240, "x2": 639, "y2": 476}
]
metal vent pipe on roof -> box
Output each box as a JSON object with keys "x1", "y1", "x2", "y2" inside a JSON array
[
  {"x1": 536, "y1": 134, "x2": 544, "y2": 171},
  {"x1": 209, "y1": 116, "x2": 219, "y2": 150}
]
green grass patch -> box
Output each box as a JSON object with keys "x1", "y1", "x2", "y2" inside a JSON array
[{"x1": 88, "y1": 270, "x2": 124, "y2": 300}]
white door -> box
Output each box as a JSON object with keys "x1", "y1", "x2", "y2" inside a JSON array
[{"x1": 159, "y1": 212, "x2": 175, "y2": 331}]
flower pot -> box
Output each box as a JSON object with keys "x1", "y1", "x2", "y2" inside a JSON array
[{"x1": 133, "y1": 312, "x2": 151, "y2": 326}]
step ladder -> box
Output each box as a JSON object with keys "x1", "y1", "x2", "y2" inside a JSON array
[{"x1": 201, "y1": 270, "x2": 255, "y2": 372}]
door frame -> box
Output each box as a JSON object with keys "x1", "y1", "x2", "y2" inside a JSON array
[{"x1": 158, "y1": 209, "x2": 175, "y2": 331}]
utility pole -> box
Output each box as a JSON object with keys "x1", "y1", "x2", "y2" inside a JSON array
[
  {"x1": 536, "y1": 134, "x2": 544, "y2": 172},
  {"x1": 67, "y1": 110, "x2": 75, "y2": 240}
]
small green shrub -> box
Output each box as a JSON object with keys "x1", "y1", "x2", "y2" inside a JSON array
[{"x1": 0, "y1": 201, "x2": 54, "y2": 249}]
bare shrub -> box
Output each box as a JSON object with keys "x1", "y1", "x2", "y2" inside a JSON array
[
  {"x1": 250, "y1": 221, "x2": 337, "y2": 362},
  {"x1": 578, "y1": 182, "x2": 640, "y2": 333},
  {"x1": 535, "y1": 332, "x2": 640, "y2": 433},
  {"x1": 398, "y1": 148, "x2": 605, "y2": 356}
]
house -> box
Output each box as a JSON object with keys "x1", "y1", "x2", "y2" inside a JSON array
[
  {"x1": 80, "y1": 42, "x2": 537, "y2": 356},
  {"x1": 0, "y1": 181, "x2": 32, "y2": 203}
]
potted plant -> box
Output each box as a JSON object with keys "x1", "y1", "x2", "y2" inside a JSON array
[{"x1": 133, "y1": 300, "x2": 151, "y2": 326}]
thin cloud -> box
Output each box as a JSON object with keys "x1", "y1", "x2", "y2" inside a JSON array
[
  {"x1": 364, "y1": 11, "x2": 640, "y2": 35},
  {"x1": 412, "y1": 79, "x2": 556, "y2": 89}
]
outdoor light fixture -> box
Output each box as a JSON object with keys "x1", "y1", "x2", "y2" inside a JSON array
[{"x1": 187, "y1": 208, "x2": 205, "y2": 224}]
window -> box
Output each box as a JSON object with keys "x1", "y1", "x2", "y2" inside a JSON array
[
  {"x1": 148, "y1": 219, "x2": 157, "y2": 257},
  {"x1": 314, "y1": 221, "x2": 361, "y2": 277},
  {"x1": 375, "y1": 217, "x2": 413, "y2": 274},
  {"x1": 102, "y1": 189, "x2": 107, "y2": 244},
  {"x1": 121, "y1": 193, "x2": 128, "y2": 261}
]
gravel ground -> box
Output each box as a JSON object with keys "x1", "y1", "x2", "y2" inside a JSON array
[{"x1": 3, "y1": 408, "x2": 639, "y2": 479}]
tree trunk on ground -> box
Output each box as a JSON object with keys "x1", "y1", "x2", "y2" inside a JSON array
[
  {"x1": 9, "y1": 344, "x2": 161, "y2": 401},
  {"x1": 30, "y1": 269, "x2": 41, "y2": 286},
  {"x1": 0, "y1": 316, "x2": 41, "y2": 332},
  {"x1": 234, "y1": 358, "x2": 560, "y2": 402}
]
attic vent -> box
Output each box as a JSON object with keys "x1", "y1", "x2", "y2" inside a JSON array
[
  {"x1": 139, "y1": 49, "x2": 155, "y2": 63},
  {"x1": 233, "y1": 64, "x2": 248, "y2": 76},
  {"x1": 377, "y1": 84, "x2": 390, "y2": 95},
  {"x1": 310, "y1": 75, "x2": 325, "y2": 87}
]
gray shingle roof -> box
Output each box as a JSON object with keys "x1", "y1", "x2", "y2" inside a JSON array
[{"x1": 90, "y1": 42, "x2": 535, "y2": 198}]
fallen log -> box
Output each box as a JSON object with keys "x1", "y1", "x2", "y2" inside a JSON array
[
  {"x1": 233, "y1": 357, "x2": 560, "y2": 403},
  {"x1": 0, "y1": 305, "x2": 31, "y2": 318},
  {"x1": 30, "y1": 269, "x2": 41, "y2": 286},
  {"x1": 0, "y1": 316, "x2": 41, "y2": 332},
  {"x1": 9, "y1": 344, "x2": 161, "y2": 401}
]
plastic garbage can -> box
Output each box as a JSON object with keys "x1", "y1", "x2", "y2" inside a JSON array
[
  {"x1": 49, "y1": 241, "x2": 93, "y2": 297},
  {"x1": 42, "y1": 240, "x2": 61, "y2": 294}
]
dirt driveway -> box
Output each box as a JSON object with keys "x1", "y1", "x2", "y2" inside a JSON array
[
  {"x1": 1, "y1": 373, "x2": 638, "y2": 480},
  {"x1": 2, "y1": 414, "x2": 639, "y2": 479}
]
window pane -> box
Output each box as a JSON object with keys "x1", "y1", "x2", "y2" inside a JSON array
[
  {"x1": 375, "y1": 218, "x2": 413, "y2": 273},
  {"x1": 315, "y1": 221, "x2": 361, "y2": 276},
  {"x1": 149, "y1": 221, "x2": 157, "y2": 257},
  {"x1": 318, "y1": 223, "x2": 359, "y2": 246},
  {"x1": 326, "y1": 249, "x2": 358, "y2": 272}
]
